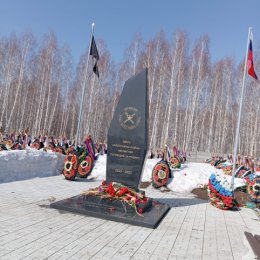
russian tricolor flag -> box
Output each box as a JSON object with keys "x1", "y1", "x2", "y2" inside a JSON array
[{"x1": 247, "y1": 33, "x2": 258, "y2": 80}]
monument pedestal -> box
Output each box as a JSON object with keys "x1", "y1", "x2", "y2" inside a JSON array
[{"x1": 50, "y1": 194, "x2": 170, "y2": 228}]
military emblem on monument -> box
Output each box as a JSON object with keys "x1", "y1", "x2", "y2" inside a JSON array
[{"x1": 119, "y1": 107, "x2": 141, "y2": 130}]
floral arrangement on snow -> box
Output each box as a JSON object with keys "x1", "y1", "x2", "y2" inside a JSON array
[
  {"x1": 82, "y1": 181, "x2": 149, "y2": 216},
  {"x1": 208, "y1": 173, "x2": 239, "y2": 210}
]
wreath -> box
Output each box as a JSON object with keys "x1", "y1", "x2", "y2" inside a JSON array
[
  {"x1": 168, "y1": 156, "x2": 181, "y2": 170},
  {"x1": 247, "y1": 176, "x2": 260, "y2": 203},
  {"x1": 0, "y1": 144, "x2": 7, "y2": 151},
  {"x1": 63, "y1": 154, "x2": 78, "y2": 180},
  {"x1": 30, "y1": 141, "x2": 40, "y2": 150},
  {"x1": 53, "y1": 146, "x2": 65, "y2": 155},
  {"x1": 223, "y1": 165, "x2": 232, "y2": 175},
  {"x1": 66, "y1": 147, "x2": 76, "y2": 155},
  {"x1": 215, "y1": 160, "x2": 226, "y2": 167},
  {"x1": 11, "y1": 142, "x2": 21, "y2": 150},
  {"x1": 235, "y1": 167, "x2": 247, "y2": 178},
  {"x1": 208, "y1": 173, "x2": 238, "y2": 210},
  {"x1": 244, "y1": 173, "x2": 255, "y2": 185},
  {"x1": 77, "y1": 153, "x2": 93, "y2": 178},
  {"x1": 48, "y1": 142, "x2": 55, "y2": 150},
  {"x1": 152, "y1": 160, "x2": 170, "y2": 188}
]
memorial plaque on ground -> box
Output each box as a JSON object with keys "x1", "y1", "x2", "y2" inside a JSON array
[
  {"x1": 51, "y1": 68, "x2": 170, "y2": 228},
  {"x1": 106, "y1": 68, "x2": 148, "y2": 190}
]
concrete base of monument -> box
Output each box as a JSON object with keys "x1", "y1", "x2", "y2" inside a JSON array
[{"x1": 50, "y1": 194, "x2": 170, "y2": 229}]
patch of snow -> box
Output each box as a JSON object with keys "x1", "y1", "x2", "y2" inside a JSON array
[
  {"x1": 89, "y1": 156, "x2": 245, "y2": 193},
  {"x1": 167, "y1": 162, "x2": 245, "y2": 193},
  {"x1": 0, "y1": 147, "x2": 65, "y2": 182}
]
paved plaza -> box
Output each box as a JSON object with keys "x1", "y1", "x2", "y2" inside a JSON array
[{"x1": 0, "y1": 175, "x2": 259, "y2": 260}]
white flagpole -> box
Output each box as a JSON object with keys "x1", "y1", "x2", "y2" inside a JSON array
[
  {"x1": 75, "y1": 23, "x2": 95, "y2": 147},
  {"x1": 231, "y1": 27, "x2": 252, "y2": 190}
]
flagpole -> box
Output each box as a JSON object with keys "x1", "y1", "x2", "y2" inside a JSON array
[
  {"x1": 231, "y1": 27, "x2": 251, "y2": 190},
  {"x1": 75, "y1": 23, "x2": 95, "y2": 147}
]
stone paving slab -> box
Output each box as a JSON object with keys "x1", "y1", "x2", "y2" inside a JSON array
[{"x1": 0, "y1": 175, "x2": 260, "y2": 260}]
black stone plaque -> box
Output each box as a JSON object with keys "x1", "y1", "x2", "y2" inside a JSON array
[
  {"x1": 50, "y1": 195, "x2": 170, "y2": 229},
  {"x1": 106, "y1": 68, "x2": 148, "y2": 190}
]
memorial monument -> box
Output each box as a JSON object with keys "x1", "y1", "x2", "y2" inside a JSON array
[
  {"x1": 51, "y1": 68, "x2": 170, "y2": 228},
  {"x1": 106, "y1": 68, "x2": 148, "y2": 190}
]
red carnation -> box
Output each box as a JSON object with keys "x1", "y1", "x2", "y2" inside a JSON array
[
  {"x1": 106, "y1": 182, "x2": 116, "y2": 197},
  {"x1": 117, "y1": 187, "x2": 129, "y2": 196}
]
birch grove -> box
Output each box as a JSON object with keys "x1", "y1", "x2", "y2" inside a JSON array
[{"x1": 0, "y1": 30, "x2": 260, "y2": 156}]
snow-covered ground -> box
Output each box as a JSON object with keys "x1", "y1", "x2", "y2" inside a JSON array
[
  {"x1": 90, "y1": 154, "x2": 245, "y2": 193},
  {"x1": 0, "y1": 151, "x2": 245, "y2": 193},
  {"x1": 0, "y1": 148, "x2": 65, "y2": 183}
]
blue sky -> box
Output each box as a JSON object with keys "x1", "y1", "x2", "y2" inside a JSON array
[{"x1": 0, "y1": 0, "x2": 259, "y2": 66}]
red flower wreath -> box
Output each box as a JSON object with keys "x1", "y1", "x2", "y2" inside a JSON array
[
  {"x1": 31, "y1": 142, "x2": 40, "y2": 150},
  {"x1": 152, "y1": 161, "x2": 170, "y2": 188},
  {"x1": 247, "y1": 176, "x2": 260, "y2": 203},
  {"x1": 63, "y1": 154, "x2": 78, "y2": 180},
  {"x1": 168, "y1": 156, "x2": 181, "y2": 169},
  {"x1": 77, "y1": 154, "x2": 93, "y2": 178}
]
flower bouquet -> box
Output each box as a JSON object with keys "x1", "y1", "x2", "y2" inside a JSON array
[
  {"x1": 82, "y1": 181, "x2": 151, "y2": 216},
  {"x1": 208, "y1": 173, "x2": 239, "y2": 210}
]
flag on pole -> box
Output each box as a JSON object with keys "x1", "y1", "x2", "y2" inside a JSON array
[
  {"x1": 93, "y1": 61, "x2": 99, "y2": 78},
  {"x1": 231, "y1": 27, "x2": 257, "y2": 190},
  {"x1": 247, "y1": 31, "x2": 258, "y2": 80},
  {"x1": 90, "y1": 36, "x2": 100, "y2": 77}
]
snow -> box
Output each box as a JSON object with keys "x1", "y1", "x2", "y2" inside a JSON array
[
  {"x1": 167, "y1": 162, "x2": 244, "y2": 193},
  {"x1": 0, "y1": 151, "x2": 245, "y2": 194},
  {"x1": 0, "y1": 147, "x2": 65, "y2": 183},
  {"x1": 90, "y1": 154, "x2": 107, "y2": 179},
  {"x1": 89, "y1": 155, "x2": 245, "y2": 193}
]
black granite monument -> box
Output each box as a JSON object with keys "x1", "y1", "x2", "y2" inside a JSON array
[
  {"x1": 51, "y1": 68, "x2": 170, "y2": 228},
  {"x1": 106, "y1": 68, "x2": 148, "y2": 190}
]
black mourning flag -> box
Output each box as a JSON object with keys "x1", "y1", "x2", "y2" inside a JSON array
[
  {"x1": 93, "y1": 61, "x2": 99, "y2": 78},
  {"x1": 90, "y1": 36, "x2": 99, "y2": 77}
]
